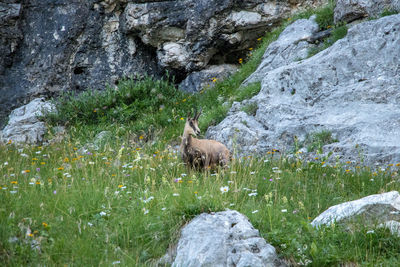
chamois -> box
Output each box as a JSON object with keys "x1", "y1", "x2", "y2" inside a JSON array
[{"x1": 180, "y1": 109, "x2": 230, "y2": 169}]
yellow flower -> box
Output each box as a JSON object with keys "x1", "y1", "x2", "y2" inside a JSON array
[
  {"x1": 139, "y1": 135, "x2": 144, "y2": 140},
  {"x1": 248, "y1": 47, "x2": 253, "y2": 51},
  {"x1": 118, "y1": 185, "x2": 123, "y2": 188},
  {"x1": 211, "y1": 77, "x2": 218, "y2": 83},
  {"x1": 11, "y1": 181, "x2": 18, "y2": 184},
  {"x1": 32, "y1": 158, "x2": 38, "y2": 161},
  {"x1": 257, "y1": 37, "x2": 262, "y2": 41},
  {"x1": 188, "y1": 180, "x2": 193, "y2": 184},
  {"x1": 73, "y1": 147, "x2": 78, "y2": 151},
  {"x1": 238, "y1": 58, "x2": 243, "y2": 64},
  {"x1": 93, "y1": 109, "x2": 97, "y2": 113},
  {"x1": 24, "y1": 170, "x2": 31, "y2": 173},
  {"x1": 7, "y1": 139, "x2": 12, "y2": 144},
  {"x1": 180, "y1": 117, "x2": 184, "y2": 121},
  {"x1": 27, "y1": 233, "x2": 34, "y2": 237},
  {"x1": 345, "y1": 169, "x2": 351, "y2": 173},
  {"x1": 42, "y1": 222, "x2": 48, "y2": 228},
  {"x1": 57, "y1": 167, "x2": 64, "y2": 170},
  {"x1": 111, "y1": 174, "x2": 116, "y2": 177},
  {"x1": 194, "y1": 191, "x2": 198, "y2": 194},
  {"x1": 327, "y1": 25, "x2": 332, "y2": 29},
  {"x1": 64, "y1": 158, "x2": 69, "y2": 162},
  {"x1": 40, "y1": 162, "x2": 46, "y2": 165},
  {"x1": 182, "y1": 98, "x2": 187, "y2": 102},
  {"x1": 36, "y1": 181, "x2": 41, "y2": 185}
]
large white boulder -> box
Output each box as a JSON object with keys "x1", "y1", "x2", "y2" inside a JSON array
[{"x1": 161, "y1": 210, "x2": 285, "y2": 267}]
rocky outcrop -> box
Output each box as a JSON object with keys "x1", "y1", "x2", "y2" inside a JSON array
[
  {"x1": 160, "y1": 210, "x2": 285, "y2": 267},
  {"x1": 311, "y1": 191, "x2": 400, "y2": 235},
  {"x1": 179, "y1": 64, "x2": 238, "y2": 93},
  {"x1": 123, "y1": 0, "x2": 325, "y2": 74},
  {"x1": 1, "y1": 98, "x2": 54, "y2": 144},
  {"x1": 207, "y1": 14, "x2": 400, "y2": 165},
  {"x1": 334, "y1": 0, "x2": 400, "y2": 23}
]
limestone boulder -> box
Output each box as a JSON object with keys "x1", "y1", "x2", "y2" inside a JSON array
[
  {"x1": 207, "y1": 14, "x2": 400, "y2": 165},
  {"x1": 161, "y1": 210, "x2": 285, "y2": 267},
  {"x1": 311, "y1": 191, "x2": 400, "y2": 234},
  {"x1": 1, "y1": 98, "x2": 54, "y2": 144}
]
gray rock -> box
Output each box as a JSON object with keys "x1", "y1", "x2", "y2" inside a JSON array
[
  {"x1": 334, "y1": 0, "x2": 400, "y2": 23},
  {"x1": 243, "y1": 16, "x2": 319, "y2": 86},
  {"x1": 122, "y1": 0, "x2": 326, "y2": 72},
  {"x1": 1, "y1": 98, "x2": 54, "y2": 144},
  {"x1": 179, "y1": 64, "x2": 238, "y2": 93},
  {"x1": 207, "y1": 15, "x2": 400, "y2": 165},
  {"x1": 311, "y1": 191, "x2": 400, "y2": 231},
  {"x1": 163, "y1": 210, "x2": 285, "y2": 267}
]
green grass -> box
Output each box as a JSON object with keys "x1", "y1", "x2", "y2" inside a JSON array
[{"x1": 1, "y1": 143, "x2": 399, "y2": 266}]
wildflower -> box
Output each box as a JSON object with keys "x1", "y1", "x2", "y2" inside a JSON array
[
  {"x1": 180, "y1": 117, "x2": 184, "y2": 121},
  {"x1": 194, "y1": 191, "x2": 198, "y2": 194},
  {"x1": 252, "y1": 210, "x2": 259, "y2": 214},
  {"x1": 40, "y1": 162, "x2": 46, "y2": 165},
  {"x1": 281, "y1": 209, "x2": 288, "y2": 213},
  {"x1": 53, "y1": 190, "x2": 57, "y2": 194},
  {"x1": 257, "y1": 37, "x2": 262, "y2": 41},
  {"x1": 118, "y1": 185, "x2": 124, "y2": 188},
  {"x1": 57, "y1": 167, "x2": 64, "y2": 170},
  {"x1": 27, "y1": 233, "x2": 34, "y2": 237},
  {"x1": 142, "y1": 208, "x2": 149, "y2": 215},
  {"x1": 99, "y1": 211, "x2": 107, "y2": 216},
  {"x1": 250, "y1": 171, "x2": 255, "y2": 175},
  {"x1": 238, "y1": 58, "x2": 243, "y2": 64},
  {"x1": 139, "y1": 135, "x2": 144, "y2": 140},
  {"x1": 88, "y1": 222, "x2": 93, "y2": 227},
  {"x1": 173, "y1": 193, "x2": 180, "y2": 196},
  {"x1": 7, "y1": 139, "x2": 12, "y2": 144},
  {"x1": 248, "y1": 47, "x2": 253, "y2": 51},
  {"x1": 11, "y1": 181, "x2": 17, "y2": 184},
  {"x1": 345, "y1": 169, "x2": 351, "y2": 173},
  {"x1": 211, "y1": 77, "x2": 218, "y2": 83},
  {"x1": 248, "y1": 192, "x2": 258, "y2": 197},
  {"x1": 89, "y1": 161, "x2": 95, "y2": 165},
  {"x1": 10, "y1": 191, "x2": 17, "y2": 194},
  {"x1": 220, "y1": 186, "x2": 229, "y2": 194},
  {"x1": 42, "y1": 222, "x2": 48, "y2": 228},
  {"x1": 366, "y1": 230, "x2": 375, "y2": 234},
  {"x1": 64, "y1": 158, "x2": 69, "y2": 162},
  {"x1": 23, "y1": 170, "x2": 30, "y2": 173}
]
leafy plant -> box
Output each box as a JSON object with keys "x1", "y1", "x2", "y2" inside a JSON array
[
  {"x1": 306, "y1": 130, "x2": 339, "y2": 153},
  {"x1": 241, "y1": 102, "x2": 258, "y2": 116}
]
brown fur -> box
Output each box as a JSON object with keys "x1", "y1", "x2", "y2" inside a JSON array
[{"x1": 180, "y1": 110, "x2": 230, "y2": 169}]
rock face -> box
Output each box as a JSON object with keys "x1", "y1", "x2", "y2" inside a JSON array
[
  {"x1": 334, "y1": 0, "x2": 400, "y2": 23},
  {"x1": 243, "y1": 16, "x2": 320, "y2": 86},
  {"x1": 0, "y1": 0, "x2": 162, "y2": 127},
  {"x1": 161, "y1": 210, "x2": 285, "y2": 267},
  {"x1": 122, "y1": 0, "x2": 325, "y2": 74},
  {"x1": 1, "y1": 98, "x2": 54, "y2": 144},
  {"x1": 179, "y1": 64, "x2": 238, "y2": 93},
  {"x1": 311, "y1": 191, "x2": 400, "y2": 233},
  {"x1": 207, "y1": 14, "x2": 400, "y2": 164}
]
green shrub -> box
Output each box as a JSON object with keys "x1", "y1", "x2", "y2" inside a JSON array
[{"x1": 306, "y1": 130, "x2": 339, "y2": 153}]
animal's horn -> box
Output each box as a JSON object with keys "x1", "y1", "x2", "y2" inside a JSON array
[
  {"x1": 195, "y1": 108, "x2": 202, "y2": 120},
  {"x1": 193, "y1": 107, "x2": 198, "y2": 120}
]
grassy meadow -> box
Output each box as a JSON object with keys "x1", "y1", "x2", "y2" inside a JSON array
[{"x1": 2, "y1": 2, "x2": 400, "y2": 266}]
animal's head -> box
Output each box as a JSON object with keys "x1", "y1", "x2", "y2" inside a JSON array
[{"x1": 184, "y1": 109, "x2": 202, "y2": 137}]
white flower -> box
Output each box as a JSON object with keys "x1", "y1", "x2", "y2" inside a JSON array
[
  {"x1": 88, "y1": 222, "x2": 93, "y2": 227},
  {"x1": 250, "y1": 171, "x2": 256, "y2": 175},
  {"x1": 89, "y1": 161, "x2": 95, "y2": 165},
  {"x1": 227, "y1": 180, "x2": 234, "y2": 184},
  {"x1": 161, "y1": 207, "x2": 166, "y2": 211},
  {"x1": 252, "y1": 210, "x2": 259, "y2": 214},
  {"x1": 248, "y1": 192, "x2": 258, "y2": 197},
  {"x1": 366, "y1": 230, "x2": 375, "y2": 234},
  {"x1": 10, "y1": 191, "x2": 17, "y2": 194},
  {"x1": 220, "y1": 186, "x2": 229, "y2": 193},
  {"x1": 99, "y1": 211, "x2": 107, "y2": 216},
  {"x1": 281, "y1": 209, "x2": 287, "y2": 213},
  {"x1": 142, "y1": 208, "x2": 149, "y2": 215},
  {"x1": 173, "y1": 193, "x2": 180, "y2": 196},
  {"x1": 141, "y1": 196, "x2": 154, "y2": 203},
  {"x1": 4, "y1": 162, "x2": 8, "y2": 165}
]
